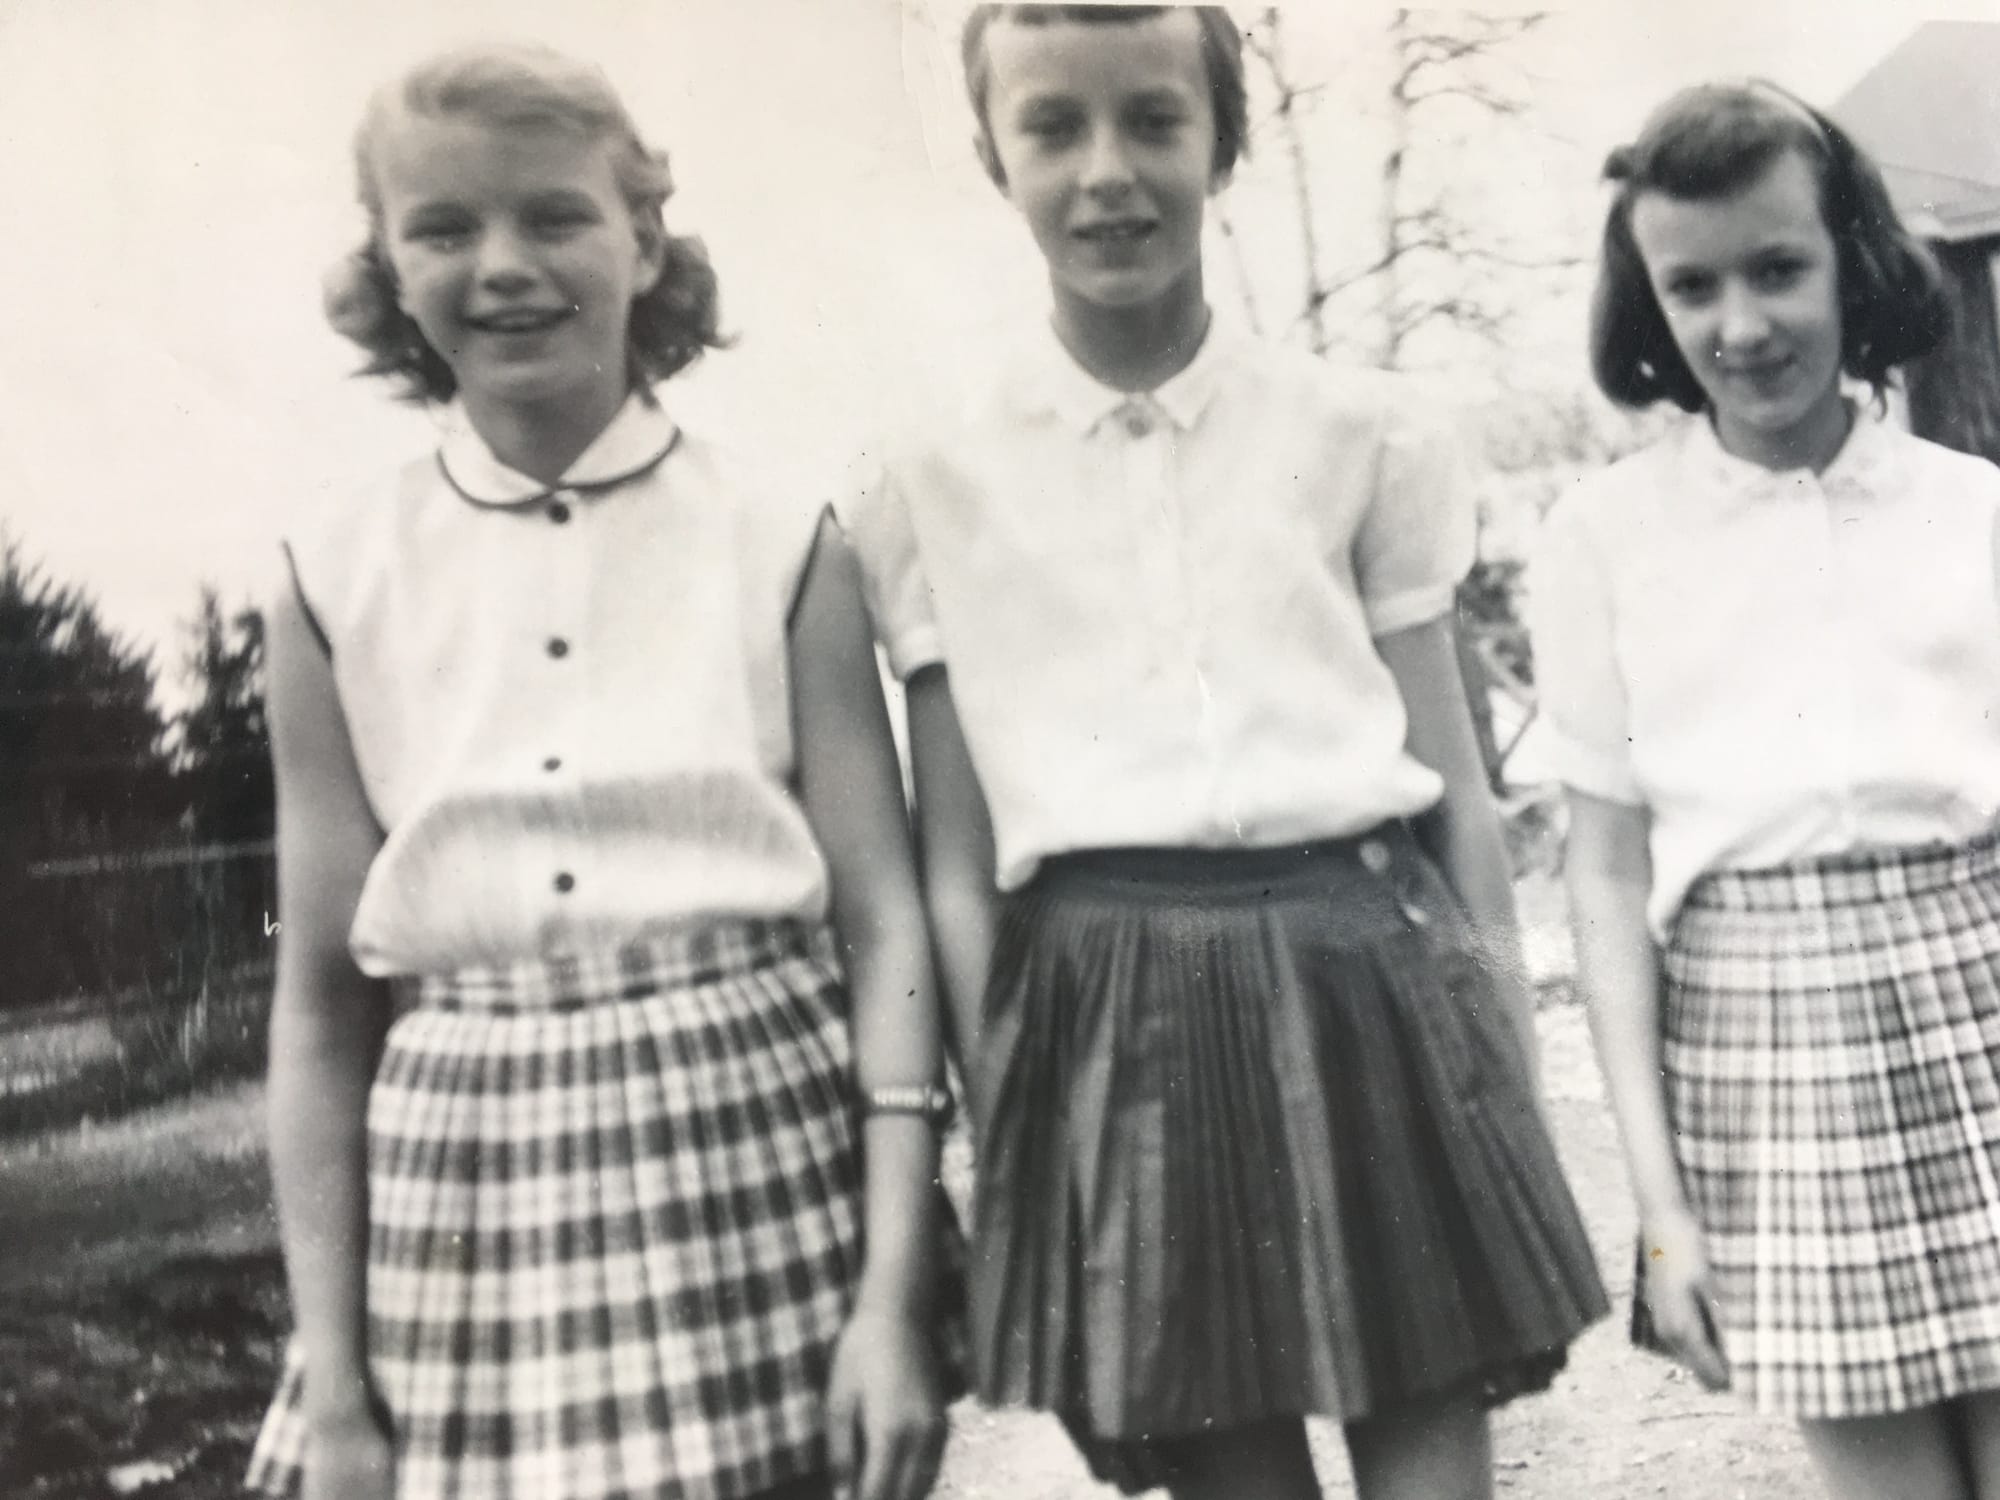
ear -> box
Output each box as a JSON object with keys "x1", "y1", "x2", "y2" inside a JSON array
[
  {"x1": 631, "y1": 225, "x2": 668, "y2": 299},
  {"x1": 370, "y1": 238, "x2": 412, "y2": 315},
  {"x1": 973, "y1": 130, "x2": 1008, "y2": 195}
]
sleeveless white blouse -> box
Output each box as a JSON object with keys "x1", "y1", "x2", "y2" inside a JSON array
[{"x1": 285, "y1": 392, "x2": 830, "y2": 977}]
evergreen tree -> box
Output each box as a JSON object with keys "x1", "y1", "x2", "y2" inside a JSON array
[
  {"x1": 176, "y1": 587, "x2": 272, "y2": 847},
  {"x1": 0, "y1": 535, "x2": 180, "y2": 1008},
  {"x1": 170, "y1": 588, "x2": 275, "y2": 986}
]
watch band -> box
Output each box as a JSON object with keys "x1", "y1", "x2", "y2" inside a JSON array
[{"x1": 862, "y1": 1082, "x2": 955, "y2": 1128}]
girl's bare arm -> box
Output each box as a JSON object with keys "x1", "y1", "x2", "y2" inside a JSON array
[
  {"x1": 263, "y1": 574, "x2": 390, "y2": 1423},
  {"x1": 790, "y1": 517, "x2": 948, "y2": 1499},
  {"x1": 1565, "y1": 790, "x2": 1727, "y2": 1386},
  {"x1": 1377, "y1": 614, "x2": 1539, "y2": 1085},
  {"x1": 791, "y1": 516, "x2": 944, "y2": 1311},
  {"x1": 1562, "y1": 791, "x2": 1685, "y2": 1227},
  {"x1": 904, "y1": 666, "x2": 997, "y2": 1087}
]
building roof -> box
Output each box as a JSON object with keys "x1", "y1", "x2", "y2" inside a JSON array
[{"x1": 1834, "y1": 20, "x2": 2000, "y2": 242}]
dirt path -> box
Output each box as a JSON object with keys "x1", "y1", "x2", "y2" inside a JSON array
[
  {"x1": 1, "y1": 1009, "x2": 1820, "y2": 1498},
  {"x1": 930, "y1": 1006, "x2": 1818, "y2": 1499}
]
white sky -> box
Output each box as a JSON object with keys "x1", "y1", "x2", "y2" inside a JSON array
[{"x1": 3, "y1": 0, "x2": 1998, "y2": 671}]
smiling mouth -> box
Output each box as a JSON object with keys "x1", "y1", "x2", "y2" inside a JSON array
[
  {"x1": 1718, "y1": 355, "x2": 1794, "y2": 382},
  {"x1": 1073, "y1": 220, "x2": 1156, "y2": 243},
  {"x1": 466, "y1": 308, "x2": 572, "y2": 334}
]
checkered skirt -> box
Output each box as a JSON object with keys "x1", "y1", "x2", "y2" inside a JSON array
[
  {"x1": 1647, "y1": 827, "x2": 2000, "y2": 1417},
  {"x1": 246, "y1": 920, "x2": 869, "y2": 1500}
]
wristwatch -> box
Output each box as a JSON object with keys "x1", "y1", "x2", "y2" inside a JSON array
[{"x1": 862, "y1": 1082, "x2": 956, "y2": 1129}]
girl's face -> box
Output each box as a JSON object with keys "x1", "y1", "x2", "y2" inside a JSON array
[
  {"x1": 980, "y1": 11, "x2": 1223, "y2": 328},
  {"x1": 371, "y1": 111, "x2": 663, "y2": 424},
  {"x1": 1630, "y1": 149, "x2": 1848, "y2": 469}
]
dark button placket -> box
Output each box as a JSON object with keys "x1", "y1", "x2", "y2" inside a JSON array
[{"x1": 538, "y1": 485, "x2": 588, "y2": 937}]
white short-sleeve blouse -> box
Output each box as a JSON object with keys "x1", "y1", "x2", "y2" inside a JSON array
[
  {"x1": 845, "y1": 318, "x2": 1475, "y2": 891},
  {"x1": 285, "y1": 392, "x2": 831, "y2": 977},
  {"x1": 1529, "y1": 411, "x2": 2000, "y2": 937}
]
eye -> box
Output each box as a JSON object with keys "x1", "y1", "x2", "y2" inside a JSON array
[
  {"x1": 1129, "y1": 107, "x2": 1188, "y2": 142},
  {"x1": 1750, "y1": 256, "x2": 1808, "y2": 290},
  {"x1": 529, "y1": 209, "x2": 593, "y2": 237},
  {"x1": 401, "y1": 214, "x2": 473, "y2": 248},
  {"x1": 1659, "y1": 270, "x2": 1714, "y2": 306},
  {"x1": 519, "y1": 197, "x2": 602, "y2": 239},
  {"x1": 1016, "y1": 107, "x2": 1081, "y2": 146}
]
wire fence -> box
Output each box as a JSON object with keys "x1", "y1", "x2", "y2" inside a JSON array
[{"x1": 1, "y1": 841, "x2": 277, "y2": 1134}]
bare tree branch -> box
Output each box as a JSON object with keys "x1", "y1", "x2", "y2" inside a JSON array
[
  {"x1": 1214, "y1": 205, "x2": 1264, "y2": 336},
  {"x1": 1250, "y1": 7, "x2": 1333, "y2": 352},
  {"x1": 1243, "y1": 7, "x2": 1566, "y2": 368},
  {"x1": 1406, "y1": 80, "x2": 1529, "y2": 113}
]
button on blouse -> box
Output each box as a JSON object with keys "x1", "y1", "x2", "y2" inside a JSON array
[
  {"x1": 1529, "y1": 411, "x2": 2000, "y2": 937},
  {"x1": 284, "y1": 392, "x2": 832, "y2": 976},
  {"x1": 847, "y1": 319, "x2": 1476, "y2": 890}
]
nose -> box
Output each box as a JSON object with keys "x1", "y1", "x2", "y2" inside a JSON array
[
  {"x1": 1715, "y1": 280, "x2": 1771, "y2": 351},
  {"x1": 474, "y1": 224, "x2": 536, "y2": 291},
  {"x1": 1079, "y1": 124, "x2": 1136, "y2": 200}
]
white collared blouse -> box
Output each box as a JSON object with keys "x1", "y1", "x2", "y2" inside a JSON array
[
  {"x1": 845, "y1": 319, "x2": 1475, "y2": 891},
  {"x1": 1530, "y1": 410, "x2": 2000, "y2": 938},
  {"x1": 285, "y1": 391, "x2": 831, "y2": 977}
]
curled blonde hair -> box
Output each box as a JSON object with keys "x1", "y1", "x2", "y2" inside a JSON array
[{"x1": 324, "y1": 43, "x2": 725, "y2": 403}]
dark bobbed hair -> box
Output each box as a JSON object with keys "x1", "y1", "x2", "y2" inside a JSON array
[
  {"x1": 1590, "y1": 79, "x2": 1949, "y2": 412},
  {"x1": 324, "y1": 44, "x2": 725, "y2": 405},
  {"x1": 961, "y1": 5, "x2": 1249, "y2": 181}
]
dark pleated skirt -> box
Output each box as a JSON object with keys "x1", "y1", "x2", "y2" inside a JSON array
[{"x1": 967, "y1": 825, "x2": 1607, "y2": 1457}]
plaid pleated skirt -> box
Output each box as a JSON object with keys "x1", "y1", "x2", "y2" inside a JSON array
[
  {"x1": 968, "y1": 826, "x2": 1608, "y2": 1460},
  {"x1": 1643, "y1": 828, "x2": 2000, "y2": 1417},
  {"x1": 246, "y1": 919, "x2": 913, "y2": 1500}
]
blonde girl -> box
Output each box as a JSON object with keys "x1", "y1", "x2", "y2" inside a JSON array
[{"x1": 246, "y1": 44, "x2": 957, "y2": 1500}]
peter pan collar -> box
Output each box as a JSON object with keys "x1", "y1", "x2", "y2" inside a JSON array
[
  {"x1": 1007, "y1": 312, "x2": 1243, "y2": 435},
  {"x1": 1677, "y1": 399, "x2": 1906, "y2": 507},
  {"x1": 437, "y1": 389, "x2": 680, "y2": 506}
]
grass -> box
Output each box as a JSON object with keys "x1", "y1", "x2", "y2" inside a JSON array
[
  {"x1": 0, "y1": 1082, "x2": 282, "y2": 1498},
  {"x1": 0, "y1": 1083, "x2": 272, "y2": 1294},
  {"x1": 0, "y1": 982, "x2": 270, "y2": 1140},
  {"x1": 0, "y1": 1251, "x2": 289, "y2": 1499}
]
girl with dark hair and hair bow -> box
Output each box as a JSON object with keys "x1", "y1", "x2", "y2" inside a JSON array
[{"x1": 1537, "y1": 79, "x2": 2000, "y2": 1500}]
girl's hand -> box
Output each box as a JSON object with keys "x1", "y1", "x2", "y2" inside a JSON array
[
  {"x1": 304, "y1": 1401, "x2": 393, "y2": 1500},
  {"x1": 826, "y1": 1302, "x2": 947, "y2": 1500},
  {"x1": 1641, "y1": 1211, "x2": 1730, "y2": 1392}
]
